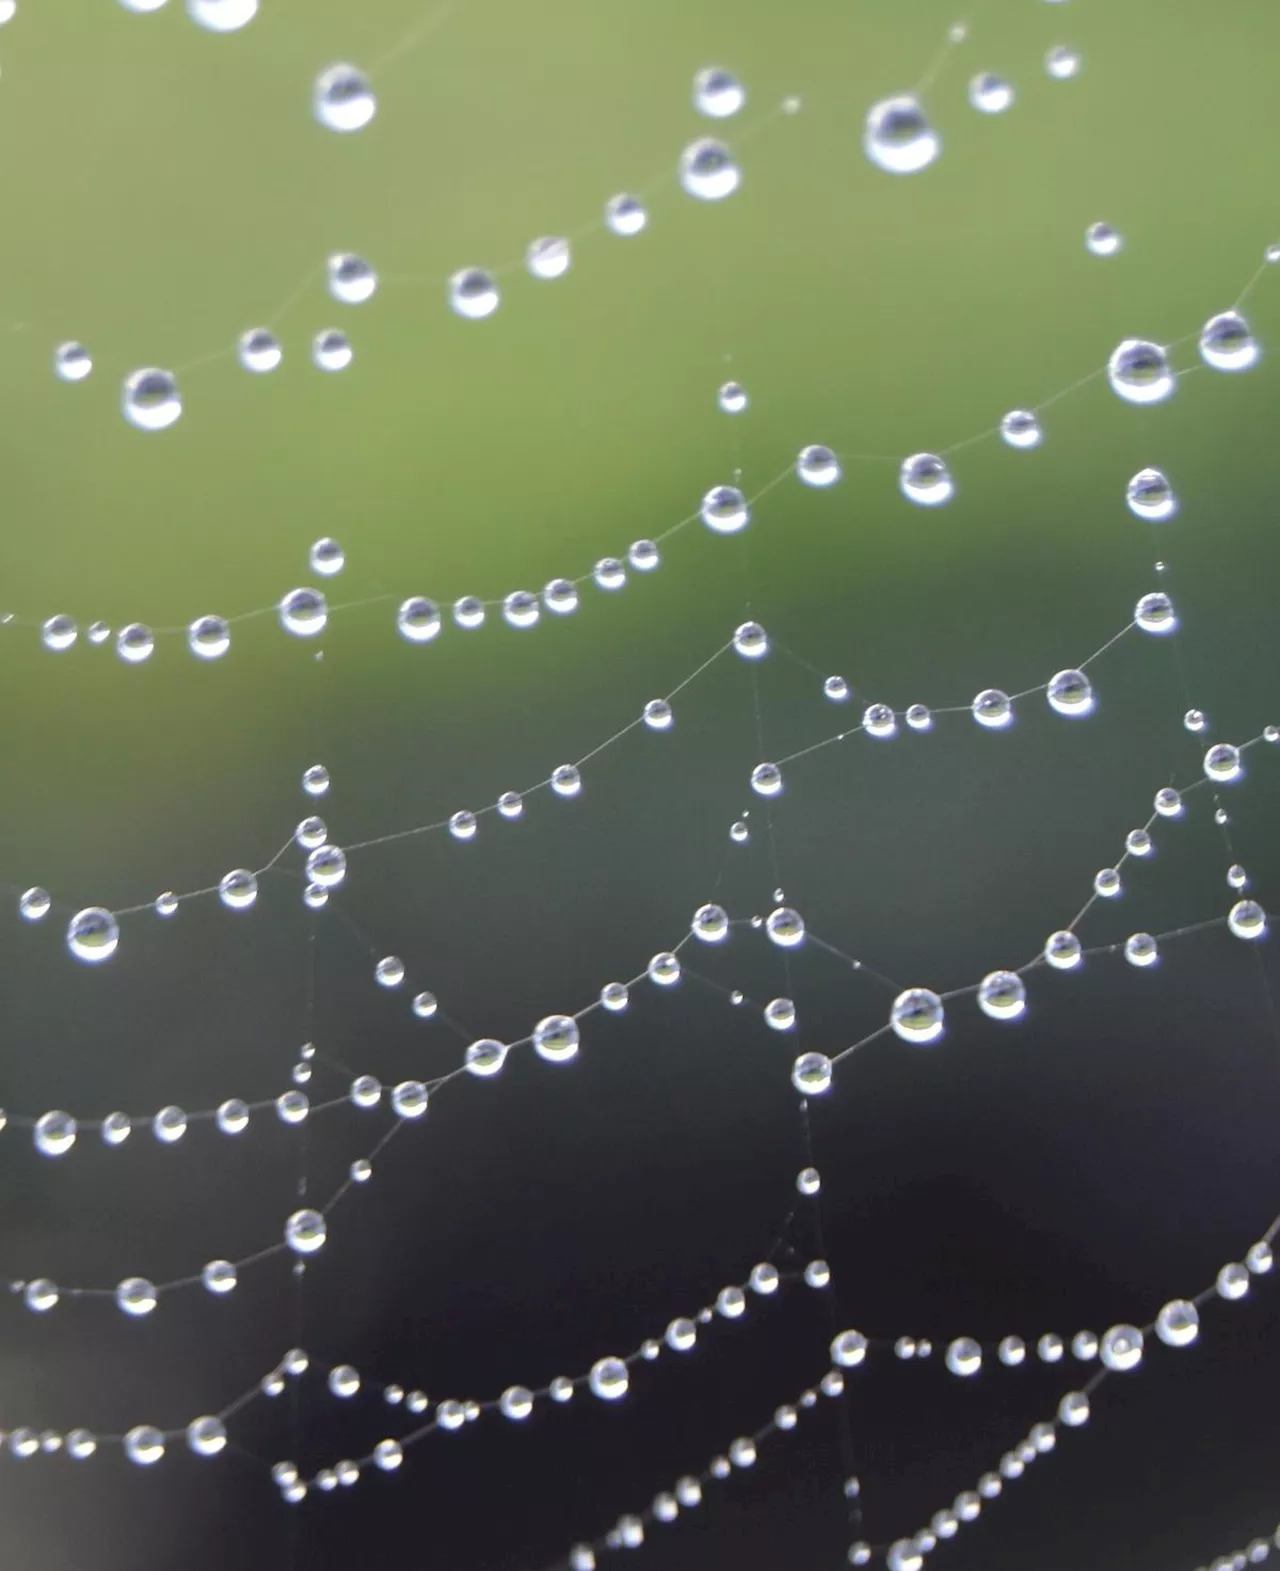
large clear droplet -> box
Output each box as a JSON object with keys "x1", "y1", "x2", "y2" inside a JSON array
[
  {"x1": 314, "y1": 63, "x2": 376, "y2": 132},
  {"x1": 122, "y1": 368, "x2": 181, "y2": 431},
  {"x1": 449, "y1": 268, "x2": 499, "y2": 319},
  {"x1": 679, "y1": 138, "x2": 740, "y2": 200},
  {"x1": 1199, "y1": 310, "x2": 1258, "y2": 371},
  {"x1": 67, "y1": 907, "x2": 119, "y2": 964},
  {"x1": 693, "y1": 66, "x2": 745, "y2": 118},
  {"x1": 1107, "y1": 339, "x2": 1174, "y2": 405},
  {"x1": 864, "y1": 95, "x2": 940, "y2": 173}
]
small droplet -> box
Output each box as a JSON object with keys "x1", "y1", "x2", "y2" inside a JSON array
[
  {"x1": 864, "y1": 95, "x2": 940, "y2": 174},
  {"x1": 238, "y1": 328, "x2": 281, "y2": 373},
  {"x1": 1108, "y1": 339, "x2": 1174, "y2": 405},
  {"x1": 1000, "y1": 409, "x2": 1041, "y2": 448},
  {"x1": 449, "y1": 267, "x2": 499, "y2": 319},
  {"x1": 1126, "y1": 467, "x2": 1176, "y2": 520},
  {"x1": 54, "y1": 341, "x2": 92, "y2": 382},
  {"x1": 122, "y1": 368, "x2": 181, "y2": 431},
  {"x1": 1044, "y1": 44, "x2": 1082, "y2": 78},
  {"x1": 693, "y1": 66, "x2": 745, "y2": 118},
  {"x1": 312, "y1": 329, "x2": 352, "y2": 371},
  {"x1": 679, "y1": 138, "x2": 740, "y2": 200},
  {"x1": 604, "y1": 193, "x2": 647, "y2": 236},
  {"x1": 1085, "y1": 221, "x2": 1122, "y2": 257},
  {"x1": 900, "y1": 453, "x2": 954, "y2": 506},
  {"x1": 314, "y1": 63, "x2": 376, "y2": 132},
  {"x1": 327, "y1": 252, "x2": 377, "y2": 304},
  {"x1": 718, "y1": 380, "x2": 748, "y2": 413},
  {"x1": 526, "y1": 236, "x2": 571, "y2": 279},
  {"x1": 969, "y1": 72, "x2": 1014, "y2": 113},
  {"x1": 1199, "y1": 310, "x2": 1258, "y2": 372}
]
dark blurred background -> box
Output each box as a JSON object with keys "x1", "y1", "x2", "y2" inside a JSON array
[{"x1": 1, "y1": 0, "x2": 1279, "y2": 1567}]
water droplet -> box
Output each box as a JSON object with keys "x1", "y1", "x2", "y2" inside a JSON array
[
  {"x1": 285, "y1": 1208, "x2": 326, "y2": 1254},
  {"x1": 1085, "y1": 221, "x2": 1122, "y2": 256},
  {"x1": 864, "y1": 95, "x2": 940, "y2": 173},
  {"x1": 237, "y1": 327, "x2": 281, "y2": 372},
  {"x1": 449, "y1": 267, "x2": 499, "y2": 319},
  {"x1": 1199, "y1": 310, "x2": 1258, "y2": 371},
  {"x1": 502, "y1": 590, "x2": 539, "y2": 629},
  {"x1": 124, "y1": 1426, "x2": 165, "y2": 1466},
  {"x1": 718, "y1": 380, "x2": 748, "y2": 413},
  {"x1": 280, "y1": 587, "x2": 327, "y2": 636},
  {"x1": 188, "y1": 615, "x2": 231, "y2": 659},
  {"x1": 971, "y1": 688, "x2": 1012, "y2": 728},
  {"x1": 54, "y1": 341, "x2": 92, "y2": 382},
  {"x1": 679, "y1": 138, "x2": 740, "y2": 200},
  {"x1": 900, "y1": 452, "x2": 954, "y2": 505},
  {"x1": 219, "y1": 869, "x2": 258, "y2": 910},
  {"x1": 397, "y1": 597, "x2": 441, "y2": 643},
  {"x1": 1135, "y1": 591, "x2": 1176, "y2": 633},
  {"x1": 751, "y1": 762, "x2": 782, "y2": 796},
  {"x1": 314, "y1": 63, "x2": 375, "y2": 132},
  {"x1": 1044, "y1": 44, "x2": 1082, "y2": 78},
  {"x1": 327, "y1": 252, "x2": 377, "y2": 304},
  {"x1": 1046, "y1": 668, "x2": 1094, "y2": 716},
  {"x1": 701, "y1": 484, "x2": 749, "y2": 533},
  {"x1": 1044, "y1": 930, "x2": 1082, "y2": 969},
  {"x1": 1107, "y1": 339, "x2": 1174, "y2": 405},
  {"x1": 733, "y1": 620, "x2": 768, "y2": 659},
  {"x1": 526, "y1": 236, "x2": 571, "y2": 279},
  {"x1": 604, "y1": 194, "x2": 647, "y2": 235},
  {"x1": 969, "y1": 71, "x2": 1014, "y2": 113},
  {"x1": 693, "y1": 66, "x2": 745, "y2": 118},
  {"x1": 891, "y1": 987, "x2": 944, "y2": 1043},
  {"x1": 977, "y1": 970, "x2": 1026, "y2": 1020},
  {"x1": 19, "y1": 887, "x2": 51, "y2": 921},
  {"x1": 312, "y1": 329, "x2": 352, "y2": 371},
  {"x1": 66, "y1": 908, "x2": 119, "y2": 965},
  {"x1": 1000, "y1": 409, "x2": 1041, "y2": 448},
  {"x1": 1124, "y1": 932, "x2": 1158, "y2": 967},
  {"x1": 123, "y1": 368, "x2": 181, "y2": 430},
  {"x1": 588, "y1": 1357, "x2": 628, "y2": 1401},
  {"x1": 1126, "y1": 467, "x2": 1176, "y2": 520}
]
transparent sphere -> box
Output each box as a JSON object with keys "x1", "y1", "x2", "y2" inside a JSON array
[
  {"x1": 1038, "y1": 1332, "x2": 1064, "y2": 1362},
  {"x1": 628, "y1": 538, "x2": 659, "y2": 572},
  {"x1": 19, "y1": 887, "x2": 51, "y2": 921},
  {"x1": 1044, "y1": 930, "x2": 1082, "y2": 970},
  {"x1": 600, "y1": 982, "x2": 630, "y2": 1012},
  {"x1": 465, "y1": 1038, "x2": 508, "y2": 1077},
  {"x1": 1205, "y1": 742, "x2": 1242, "y2": 782},
  {"x1": 679, "y1": 138, "x2": 740, "y2": 200},
  {"x1": 665, "y1": 1316, "x2": 697, "y2": 1352},
  {"x1": 972, "y1": 689, "x2": 1012, "y2": 728},
  {"x1": 641, "y1": 952, "x2": 678, "y2": 991},
  {"x1": 1124, "y1": 932, "x2": 1158, "y2": 968},
  {"x1": 285, "y1": 1208, "x2": 327, "y2": 1255},
  {"x1": 831, "y1": 1329, "x2": 867, "y2": 1368},
  {"x1": 1148, "y1": 1301, "x2": 1198, "y2": 1356},
  {"x1": 34, "y1": 1110, "x2": 77, "y2": 1156},
  {"x1": 1153, "y1": 786, "x2": 1183, "y2": 818},
  {"x1": 453, "y1": 595, "x2": 486, "y2": 628},
  {"x1": 588, "y1": 1357, "x2": 628, "y2": 1401},
  {"x1": 891, "y1": 987, "x2": 944, "y2": 1043},
  {"x1": 153, "y1": 1105, "x2": 187, "y2": 1143},
  {"x1": 1047, "y1": 668, "x2": 1094, "y2": 717},
  {"x1": 449, "y1": 267, "x2": 499, "y2": 319},
  {"x1": 526, "y1": 236, "x2": 571, "y2": 279},
  {"x1": 122, "y1": 368, "x2": 181, "y2": 431},
  {"x1": 641, "y1": 698, "x2": 673, "y2": 733},
  {"x1": 796, "y1": 444, "x2": 841, "y2": 487},
  {"x1": 188, "y1": 614, "x2": 231, "y2": 659},
  {"x1": 861, "y1": 702, "x2": 895, "y2": 739},
  {"x1": 200, "y1": 1256, "x2": 236, "y2": 1294},
  {"x1": 604, "y1": 193, "x2": 647, "y2": 235},
  {"x1": 864, "y1": 95, "x2": 940, "y2": 173},
  {"x1": 1093, "y1": 867, "x2": 1121, "y2": 899},
  {"x1": 1085, "y1": 221, "x2": 1122, "y2": 257},
  {"x1": 327, "y1": 252, "x2": 377, "y2": 305},
  {"x1": 1184, "y1": 708, "x2": 1207, "y2": 734},
  {"x1": 792, "y1": 1051, "x2": 832, "y2": 1096},
  {"x1": 24, "y1": 1278, "x2": 59, "y2": 1312},
  {"x1": 375, "y1": 955, "x2": 405, "y2": 989},
  {"x1": 66, "y1": 1429, "x2": 97, "y2": 1459},
  {"x1": 215, "y1": 1099, "x2": 250, "y2": 1136},
  {"x1": 1000, "y1": 409, "x2": 1041, "y2": 448},
  {"x1": 823, "y1": 675, "x2": 849, "y2": 703},
  {"x1": 533, "y1": 1014, "x2": 580, "y2": 1064},
  {"x1": 124, "y1": 1426, "x2": 165, "y2": 1465},
  {"x1": 764, "y1": 997, "x2": 796, "y2": 1031},
  {"x1": 279, "y1": 588, "x2": 328, "y2": 637},
  {"x1": 500, "y1": 1385, "x2": 533, "y2": 1420},
  {"x1": 115, "y1": 623, "x2": 154, "y2": 664},
  {"x1": 549, "y1": 764, "x2": 581, "y2": 799},
  {"x1": 718, "y1": 380, "x2": 748, "y2": 413},
  {"x1": 1107, "y1": 339, "x2": 1174, "y2": 405},
  {"x1": 1045, "y1": 44, "x2": 1082, "y2": 78},
  {"x1": 1228, "y1": 864, "x2": 1249, "y2": 890},
  {"x1": 543, "y1": 579, "x2": 579, "y2": 615},
  {"x1": 54, "y1": 341, "x2": 93, "y2": 382},
  {"x1": 1098, "y1": 1324, "x2": 1144, "y2": 1372},
  {"x1": 1199, "y1": 310, "x2": 1258, "y2": 371},
  {"x1": 1135, "y1": 591, "x2": 1176, "y2": 633},
  {"x1": 766, "y1": 906, "x2": 804, "y2": 948},
  {"x1": 1247, "y1": 1240, "x2": 1273, "y2": 1274},
  {"x1": 447, "y1": 810, "x2": 476, "y2": 841},
  {"x1": 751, "y1": 761, "x2": 783, "y2": 796},
  {"x1": 1217, "y1": 1262, "x2": 1250, "y2": 1300},
  {"x1": 1058, "y1": 1391, "x2": 1090, "y2": 1427},
  {"x1": 186, "y1": 1415, "x2": 228, "y2": 1456},
  {"x1": 1072, "y1": 1330, "x2": 1099, "y2": 1361},
  {"x1": 312, "y1": 329, "x2": 352, "y2": 371},
  {"x1": 978, "y1": 970, "x2": 1026, "y2": 1021},
  {"x1": 238, "y1": 327, "x2": 281, "y2": 373},
  {"x1": 593, "y1": 556, "x2": 626, "y2": 592},
  {"x1": 692, "y1": 903, "x2": 729, "y2": 942},
  {"x1": 219, "y1": 869, "x2": 258, "y2": 910},
  {"x1": 1126, "y1": 467, "x2": 1176, "y2": 520},
  {"x1": 66, "y1": 907, "x2": 119, "y2": 965},
  {"x1": 304, "y1": 538, "x2": 343, "y2": 580},
  {"x1": 391, "y1": 1080, "x2": 428, "y2": 1119},
  {"x1": 900, "y1": 452, "x2": 954, "y2": 506},
  {"x1": 373, "y1": 1439, "x2": 403, "y2": 1471},
  {"x1": 328, "y1": 1364, "x2": 360, "y2": 1399},
  {"x1": 886, "y1": 1540, "x2": 924, "y2": 1571},
  {"x1": 42, "y1": 613, "x2": 77, "y2": 652},
  {"x1": 502, "y1": 590, "x2": 539, "y2": 630},
  {"x1": 946, "y1": 1336, "x2": 982, "y2": 1376},
  {"x1": 314, "y1": 63, "x2": 375, "y2": 131},
  {"x1": 693, "y1": 65, "x2": 745, "y2": 118},
  {"x1": 116, "y1": 1275, "x2": 158, "y2": 1317},
  {"x1": 1228, "y1": 900, "x2": 1267, "y2": 940},
  {"x1": 299, "y1": 851, "x2": 343, "y2": 899},
  {"x1": 701, "y1": 483, "x2": 749, "y2": 533},
  {"x1": 905, "y1": 703, "x2": 933, "y2": 731},
  {"x1": 302, "y1": 764, "x2": 330, "y2": 797},
  {"x1": 969, "y1": 71, "x2": 1014, "y2": 113},
  {"x1": 186, "y1": 0, "x2": 257, "y2": 30}
]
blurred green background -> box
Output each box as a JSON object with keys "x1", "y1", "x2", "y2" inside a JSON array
[{"x1": 2, "y1": 2, "x2": 1280, "y2": 1568}]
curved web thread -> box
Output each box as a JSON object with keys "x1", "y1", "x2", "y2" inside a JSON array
[{"x1": 2, "y1": 9, "x2": 1280, "y2": 1571}]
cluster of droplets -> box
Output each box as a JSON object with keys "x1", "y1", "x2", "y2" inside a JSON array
[{"x1": 273, "y1": 1251, "x2": 826, "y2": 1502}]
